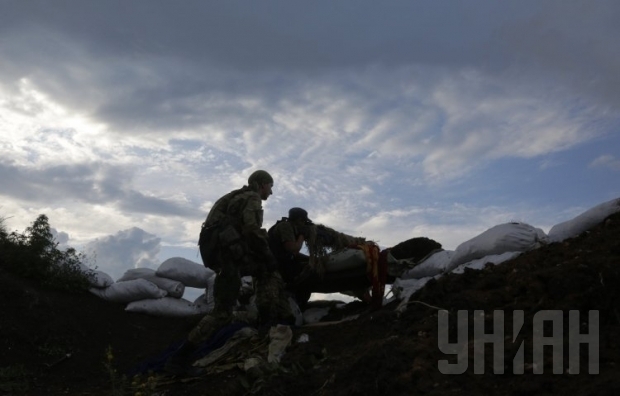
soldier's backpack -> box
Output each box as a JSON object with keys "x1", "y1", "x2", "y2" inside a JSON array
[{"x1": 198, "y1": 187, "x2": 250, "y2": 270}]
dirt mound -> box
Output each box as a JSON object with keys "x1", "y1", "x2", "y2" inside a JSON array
[
  {"x1": 388, "y1": 236, "x2": 442, "y2": 261},
  {"x1": 2, "y1": 213, "x2": 620, "y2": 395}
]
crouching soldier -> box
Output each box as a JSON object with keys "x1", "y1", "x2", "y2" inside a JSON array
[
  {"x1": 164, "y1": 170, "x2": 294, "y2": 376},
  {"x1": 268, "y1": 207, "x2": 314, "y2": 309}
]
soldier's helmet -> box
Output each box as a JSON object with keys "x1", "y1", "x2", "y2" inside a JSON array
[
  {"x1": 288, "y1": 207, "x2": 312, "y2": 224},
  {"x1": 248, "y1": 170, "x2": 274, "y2": 186}
]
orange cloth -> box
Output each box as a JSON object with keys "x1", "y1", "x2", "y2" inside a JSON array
[{"x1": 357, "y1": 242, "x2": 388, "y2": 310}]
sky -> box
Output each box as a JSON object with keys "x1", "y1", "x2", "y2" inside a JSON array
[{"x1": 1, "y1": 0, "x2": 619, "y2": 296}]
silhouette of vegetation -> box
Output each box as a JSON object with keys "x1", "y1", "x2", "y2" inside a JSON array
[{"x1": 0, "y1": 214, "x2": 93, "y2": 292}]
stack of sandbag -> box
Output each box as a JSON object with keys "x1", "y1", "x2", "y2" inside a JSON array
[
  {"x1": 399, "y1": 222, "x2": 548, "y2": 281},
  {"x1": 124, "y1": 257, "x2": 216, "y2": 317},
  {"x1": 548, "y1": 197, "x2": 620, "y2": 243},
  {"x1": 87, "y1": 257, "x2": 216, "y2": 317},
  {"x1": 117, "y1": 268, "x2": 185, "y2": 298},
  {"x1": 399, "y1": 250, "x2": 455, "y2": 280},
  {"x1": 447, "y1": 222, "x2": 548, "y2": 272},
  {"x1": 394, "y1": 222, "x2": 548, "y2": 311},
  {"x1": 89, "y1": 277, "x2": 168, "y2": 303}
]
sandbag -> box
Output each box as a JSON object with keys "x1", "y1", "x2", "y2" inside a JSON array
[
  {"x1": 193, "y1": 275, "x2": 216, "y2": 314},
  {"x1": 125, "y1": 297, "x2": 203, "y2": 317},
  {"x1": 324, "y1": 249, "x2": 367, "y2": 272},
  {"x1": 400, "y1": 250, "x2": 455, "y2": 280},
  {"x1": 155, "y1": 257, "x2": 215, "y2": 288},
  {"x1": 288, "y1": 297, "x2": 303, "y2": 327},
  {"x1": 117, "y1": 268, "x2": 185, "y2": 298},
  {"x1": 302, "y1": 307, "x2": 330, "y2": 324},
  {"x1": 78, "y1": 263, "x2": 114, "y2": 288},
  {"x1": 447, "y1": 222, "x2": 547, "y2": 272},
  {"x1": 192, "y1": 294, "x2": 214, "y2": 314},
  {"x1": 548, "y1": 197, "x2": 620, "y2": 243},
  {"x1": 89, "y1": 278, "x2": 166, "y2": 303},
  {"x1": 451, "y1": 251, "x2": 522, "y2": 274},
  {"x1": 89, "y1": 270, "x2": 114, "y2": 288},
  {"x1": 393, "y1": 277, "x2": 434, "y2": 313},
  {"x1": 268, "y1": 325, "x2": 292, "y2": 363}
]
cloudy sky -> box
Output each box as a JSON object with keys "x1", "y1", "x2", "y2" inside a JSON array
[{"x1": 1, "y1": 0, "x2": 619, "y2": 285}]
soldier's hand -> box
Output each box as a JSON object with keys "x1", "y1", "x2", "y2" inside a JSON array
[{"x1": 298, "y1": 223, "x2": 312, "y2": 239}]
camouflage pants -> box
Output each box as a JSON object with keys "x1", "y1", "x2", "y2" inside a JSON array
[{"x1": 188, "y1": 250, "x2": 293, "y2": 344}]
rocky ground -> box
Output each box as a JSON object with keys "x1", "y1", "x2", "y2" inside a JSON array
[{"x1": 2, "y1": 212, "x2": 620, "y2": 396}]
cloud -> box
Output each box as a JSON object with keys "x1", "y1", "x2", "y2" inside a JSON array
[
  {"x1": 2, "y1": 3, "x2": 617, "y2": 191},
  {"x1": 3, "y1": 62, "x2": 612, "y2": 252},
  {"x1": 590, "y1": 155, "x2": 620, "y2": 171},
  {"x1": 1, "y1": 0, "x2": 619, "y2": 275},
  {"x1": 353, "y1": 203, "x2": 539, "y2": 250},
  {"x1": 0, "y1": 160, "x2": 198, "y2": 217},
  {"x1": 3, "y1": 1, "x2": 620, "y2": 136},
  {"x1": 50, "y1": 228, "x2": 69, "y2": 246},
  {"x1": 83, "y1": 227, "x2": 161, "y2": 280},
  {"x1": 494, "y1": 0, "x2": 620, "y2": 107}
]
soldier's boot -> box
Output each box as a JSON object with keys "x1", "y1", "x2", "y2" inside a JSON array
[
  {"x1": 188, "y1": 312, "x2": 233, "y2": 343},
  {"x1": 163, "y1": 341, "x2": 204, "y2": 377},
  {"x1": 165, "y1": 311, "x2": 234, "y2": 376}
]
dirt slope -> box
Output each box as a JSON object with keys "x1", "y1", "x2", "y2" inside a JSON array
[{"x1": 2, "y1": 212, "x2": 619, "y2": 396}]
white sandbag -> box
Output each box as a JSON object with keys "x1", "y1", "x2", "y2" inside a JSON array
[
  {"x1": 117, "y1": 268, "x2": 185, "y2": 298},
  {"x1": 548, "y1": 197, "x2": 620, "y2": 243},
  {"x1": 451, "y1": 251, "x2": 522, "y2": 274},
  {"x1": 89, "y1": 278, "x2": 167, "y2": 303},
  {"x1": 155, "y1": 257, "x2": 215, "y2": 288},
  {"x1": 193, "y1": 294, "x2": 214, "y2": 314},
  {"x1": 88, "y1": 269, "x2": 114, "y2": 288},
  {"x1": 268, "y1": 324, "x2": 292, "y2": 363},
  {"x1": 77, "y1": 263, "x2": 114, "y2": 288},
  {"x1": 324, "y1": 249, "x2": 367, "y2": 272},
  {"x1": 193, "y1": 276, "x2": 216, "y2": 314},
  {"x1": 289, "y1": 297, "x2": 303, "y2": 327},
  {"x1": 302, "y1": 307, "x2": 330, "y2": 324},
  {"x1": 400, "y1": 250, "x2": 455, "y2": 280},
  {"x1": 447, "y1": 222, "x2": 548, "y2": 272},
  {"x1": 393, "y1": 277, "x2": 434, "y2": 313},
  {"x1": 125, "y1": 297, "x2": 203, "y2": 317}
]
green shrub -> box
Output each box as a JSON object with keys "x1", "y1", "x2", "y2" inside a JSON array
[{"x1": 0, "y1": 214, "x2": 94, "y2": 292}]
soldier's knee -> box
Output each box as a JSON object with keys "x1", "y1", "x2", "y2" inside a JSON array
[{"x1": 188, "y1": 312, "x2": 232, "y2": 344}]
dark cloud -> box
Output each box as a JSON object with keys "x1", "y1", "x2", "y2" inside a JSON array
[
  {"x1": 0, "y1": 161, "x2": 199, "y2": 218},
  {"x1": 1, "y1": 0, "x2": 618, "y2": 137},
  {"x1": 2, "y1": 1, "x2": 616, "y2": 69}
]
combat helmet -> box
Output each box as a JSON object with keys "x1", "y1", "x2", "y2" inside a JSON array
[
  {"x1": 288, "y1": 207, "x2": 312, "y2": 224},
  {"x1": 248, "y1": 170, "x2": 274, "y2": 187}
]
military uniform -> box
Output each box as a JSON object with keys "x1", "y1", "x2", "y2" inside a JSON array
[
  {"x1": 164, "y1": 170, "x2": 294, "y2": 376},
  {"x1": 190, "y1": 188, "x2": 293, "y2": 345},
  {"x1": 268, "y1": 219, "x2": 308, "y2": 283},
  {"x1": 268, "y1": 209, "x2": 313, "y2": 308}
]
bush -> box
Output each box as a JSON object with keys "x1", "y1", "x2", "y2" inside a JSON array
[{"x1": 0, "y1": 214, "x2": 94, "y2": 292}]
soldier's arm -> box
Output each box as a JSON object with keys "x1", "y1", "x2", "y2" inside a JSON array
[
  {"x1": 280, "y1": 223, "x2": 304, "y2": 254},
  {"x1": 240, "y1": 194, "x2": 264, "y2": 233},
  {"x1": 240, "y1": 193, "x2": 272, "y2": 254}
]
